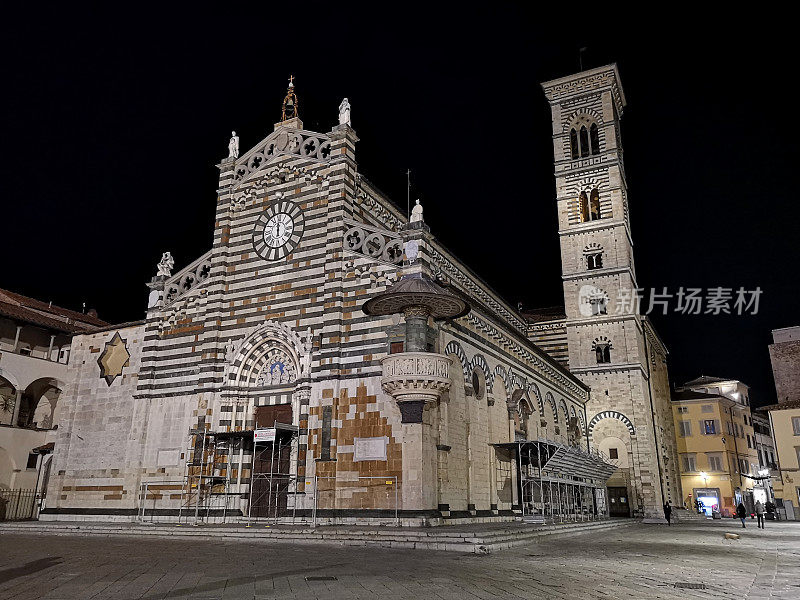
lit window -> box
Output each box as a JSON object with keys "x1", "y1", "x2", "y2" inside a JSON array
[
  {"x1": 578, "y1": 192, "x2": 589, "y2": 222},
  {"x1": 589, "y1": 189, "x2": 601, "y2": 221},
  {"x1": 703, "y1": 420, "x2": 717, "y2": 435}
]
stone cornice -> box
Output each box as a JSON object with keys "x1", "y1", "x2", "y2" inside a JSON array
[
  {"x1": 459, "y1": 308, "x2": 589, "y2": 401},
  {"x1": 541, "y1": 64, "x2": 626, "y2": 114}
]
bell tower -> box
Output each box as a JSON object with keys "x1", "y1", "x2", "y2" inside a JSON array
[{"x1": 542, "y1": 65, "x2": 680, "y2": 520}]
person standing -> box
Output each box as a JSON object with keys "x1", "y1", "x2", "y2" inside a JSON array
[
  {"x1": 736, "y1": 502, "x2": 747, "y2": 528},
  {"x1": 755, "y1": 500, "x2": 766, "y2": 529},
  {"x1": 663, "y1": 501, "x2": 672, "y2": 526}
]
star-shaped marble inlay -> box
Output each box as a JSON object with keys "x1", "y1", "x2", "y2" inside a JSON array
[{"x1": 97, "y1": 332, "x2": 130, "y2": 386}]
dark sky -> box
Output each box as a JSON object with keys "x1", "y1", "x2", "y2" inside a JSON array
[{"x1": 1, "y1": 8, "x2": 795, "y2": 407}]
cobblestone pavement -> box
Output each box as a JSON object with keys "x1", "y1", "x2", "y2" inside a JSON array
[{"x1": 1, "y1": 519, "x2": 798, "y2": 599}]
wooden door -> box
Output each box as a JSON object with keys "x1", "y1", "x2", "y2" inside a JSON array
[{"x1": 607, "y1": 486, "x2": 630, "y2": 517}]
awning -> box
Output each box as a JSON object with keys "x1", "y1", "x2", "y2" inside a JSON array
[
  {"x1": 32, "y1": 442, "x2": 55, "y2": 455},
  {"x1": 493, "y1": 439, "x2": 617, "y2": 484}
]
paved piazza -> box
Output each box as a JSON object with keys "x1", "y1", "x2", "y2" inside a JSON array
[{"x1": 1, "y1": 520, "x2": 798, "y2": 599}]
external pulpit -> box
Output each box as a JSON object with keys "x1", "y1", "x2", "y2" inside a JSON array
[{"x1": 363, "y1": 267, "x2": 469, "y2": 513}]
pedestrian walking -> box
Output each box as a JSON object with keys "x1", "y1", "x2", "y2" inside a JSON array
[
  {"x1": 755, "y1": 500, "x2": 766, "y2": 529},
  {"x1": 663, "y1": 501, "x2": 672, "y2": 526},
  {"x1": 736, "y1": 502, "x2": 747, "y2": 528}
]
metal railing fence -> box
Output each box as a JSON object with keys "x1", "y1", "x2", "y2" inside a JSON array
[{"x1": 0, "y1": 488, "x2": 37, "y2": 520}]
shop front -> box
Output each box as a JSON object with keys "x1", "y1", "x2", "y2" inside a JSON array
[{"x1": 692, "y1": 487, "x2": 721, "y2": 516}]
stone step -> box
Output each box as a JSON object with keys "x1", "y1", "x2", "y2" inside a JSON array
[{"x1": 0, "y1": 519, "x2": 633, "y2": 553}]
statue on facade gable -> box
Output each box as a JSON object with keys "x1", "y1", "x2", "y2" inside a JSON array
[
  {"x1": 228, "y1": 131, "x2": 240, "y2": 159},
  {"x1": 410, "y1": 199, "x2": 424, "y2": 223},
  {"x1": 338, "y1": 98, "x2": 351, "y2": 126},
  {"x1": 156, "y1": 252, "x2": 174, "y2": 278}
]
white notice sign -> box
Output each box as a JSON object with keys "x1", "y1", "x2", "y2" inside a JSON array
[
  {"x1": 353, "y1": 437, "x2": 388, "y2": 462},
  {"x1": 254, "y1": 428, "x2": 276, "y2": 443}
]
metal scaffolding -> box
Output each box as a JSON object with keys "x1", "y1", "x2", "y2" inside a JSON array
[
  {"x1": 176, "y1": 428, "x2": 238, "y2": 524},
  {"x1": 247, "y1": 421, "x2": 300, "y2": 524},
  {"x1": 494, "y1": 439, "x2": 616, "y2": 523}
]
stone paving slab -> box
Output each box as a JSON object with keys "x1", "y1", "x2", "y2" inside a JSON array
[{"x1": 1, "y1": 520, "x2": 799, "y2": 599}]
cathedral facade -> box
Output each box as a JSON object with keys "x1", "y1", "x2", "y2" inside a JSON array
[{"x1": 44, "y1": 66, "x2": 668, "y2": 524}]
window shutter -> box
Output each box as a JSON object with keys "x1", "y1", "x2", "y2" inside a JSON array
[
  {"x1": 714, "y1": 420, "x2": 721, "y2": 435},
  {"x1": 699, "y1": 420, "x2": 705, "y2": 435}
]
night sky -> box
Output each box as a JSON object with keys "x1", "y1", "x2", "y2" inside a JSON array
[{"x1": 2, "y1": 8, "x2": 795, "y2": 407}]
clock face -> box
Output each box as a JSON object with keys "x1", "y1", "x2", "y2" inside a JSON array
[
  {"x1": 264, "y1": 213, "x2": 294, "y2": 248},
  {"x1": 253, "y1": 200, "x2": 304, "y2": 261}
]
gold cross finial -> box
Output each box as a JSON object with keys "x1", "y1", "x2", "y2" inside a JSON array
[{"x1": 288, "y1": 75, "x2": 294, "y2": 87}]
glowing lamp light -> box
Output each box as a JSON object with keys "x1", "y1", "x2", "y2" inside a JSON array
[{"x1": 758, "y1": 468, "x2": 770, "y2": 477}]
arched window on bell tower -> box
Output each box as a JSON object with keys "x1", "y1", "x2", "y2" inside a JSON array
[
  {"x1": 592, "y1": 337, "x2": 613, "y2": 364},
  {"x1": 570, "y1": 128, "x2": 579, "y2": 159},
  {"x1": 589, "y1": 189, "x2": 601, "y2": 221},
  {"x1": 584, "y1": 243, "x2": 604, "y2": 270},
  {"x1": 578, "y1": 192, "x2": 590, "y2": 222},
  {"x1": 579, "y1": 126, "x2": 590, "y2": 158},
  {"x1": 590, "y1": 123, "x2": 600, "y2": 155}
]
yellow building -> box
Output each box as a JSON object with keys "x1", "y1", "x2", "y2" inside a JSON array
[
  {"x1": 672, "y1": 377, "x2": 760, "y2": 517},
  {"x1": 762, "y1": 399, "x2": 800, "y2": 520}
]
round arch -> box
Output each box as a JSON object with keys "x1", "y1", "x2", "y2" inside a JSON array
[{"x1": 587, "y1": 410, "x2": 636, "y2": 438}]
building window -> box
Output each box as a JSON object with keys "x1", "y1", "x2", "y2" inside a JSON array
[
  {"x1": 678, "y1": 406, "x2": 688, "y2": 414},
  {"x1": 570, "y1": 128, "x2": 579, "y2": 159},
  {"x1": 701, "y1": 404, "x2": 713, "y2": 413},
  {"x1": 678, "y1": 421, "x2": 692, "y2": 437},
  {"x1": 26, "y1": 453, "x2": 38, "y2": 469},
  {"x1": 681, "y1": 454, "x2": 696, "y2": 472},
  {"x1": 595, "y1": 343, "x2": 611, "y2": 364},
  {"x1": 579, "y1": 126, "x2": 590, "y2": 158},
  {"x1": 590, "y1": 123, "x2": 600, "y2": 155},
  {"x1": 471, "y1": 368, "x2": 485, "y2": 401},
  {"x1": 739, "y1": 459, "x2": 749, "y2": 474},
  {"x1": 19, "y1": 347, "x2": 32, "y2": 356},
  {"x1": 747, "y1": 434, "x2": 752, "y2": 448},
  {"x1": 609, "y1": 448, "x2": 619, "y2": 460},
  {"x1": 590, "y1": 296, "x2": 608, "y2": 316},
  {"x1": 792, "y1": 417, "x2": 800, "y2": 436},
  {"x1": 589, "y1": 189, "x2": 601, "y2": 221},
  {"x1": 587, "y1": 252, "x2": 603, "y2": 270},
  {"x1": 703, "y1": 419, "x2": 717, "y2": 435},
  {"x1": 389, "y1": 341, "x2": 404, "y2": 354},
  {"x1": 578, "y1": 192, "x2": 589, "y2": 222},
  {"x1": 707, "y1": 454, "x2": 723, "y2": 472}
]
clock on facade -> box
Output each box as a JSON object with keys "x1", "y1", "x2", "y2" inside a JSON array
[{"x1": 252, "y1": 200, "x2": 305, "y2": 261}]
